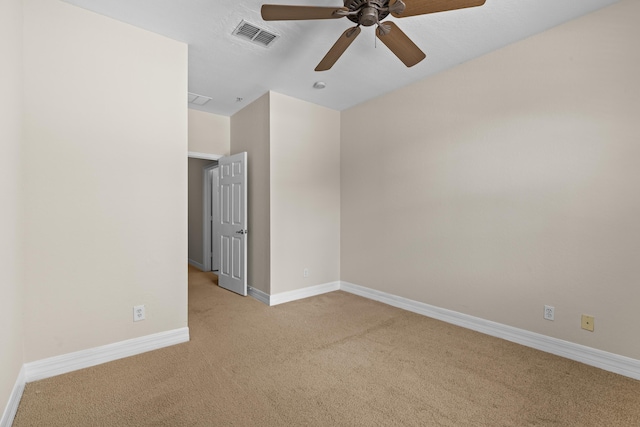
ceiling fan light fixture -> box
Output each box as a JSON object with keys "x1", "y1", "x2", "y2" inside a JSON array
[{"x1": 313, "y1": 81, "x2": 327, "y2": 89}]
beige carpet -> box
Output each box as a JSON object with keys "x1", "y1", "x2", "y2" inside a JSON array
[{"x1": 14, "y1": 266, "x2": 640, "y2": 426}]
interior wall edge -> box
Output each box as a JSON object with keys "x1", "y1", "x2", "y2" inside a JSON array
[{"x1": 0, "y1": 366, "x2": 25, "y2": 427}]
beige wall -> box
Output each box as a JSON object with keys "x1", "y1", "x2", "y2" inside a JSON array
[
  {"x1": 270, "y1": 93, "x2": 341, "y2": 293},
  {"x1": 188, "y1": 109, "x2": 230, "y2": 156},
  {"x1": 0, "y1": 0, "x2": 25, "y2": 414},
  {"x1": 230, "y1": 93, "x2": 271, "y2": 293},
  {"x1": 22, "y1": 0, "x2": 189, "y2": 361},
  {"x1": 230, "y1": 92, "x2": 341, "y2": 295},
  {"x1": 188, "y1": 158, "x2": 215, "y2": 265},
  {"x1": 341, "y1": 0, "x2": 640, "y2": 359}
]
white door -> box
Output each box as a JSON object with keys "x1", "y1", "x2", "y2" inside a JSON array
[
  {"x1": 209, "y1": 167, "x2": 220, "y2": 271},
  {"x1": 218, "y1": 152, "x2": 247, "y2": 296}
]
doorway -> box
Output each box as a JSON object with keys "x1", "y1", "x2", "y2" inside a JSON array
[
  {"x1": 187, "y1": 155, "x2": 219, "y2": 271},
  {"x1": 187, "y1": 152, "x2": 248, "y2": 297}
]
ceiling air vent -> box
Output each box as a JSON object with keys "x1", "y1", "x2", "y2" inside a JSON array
[
  {"x1": 232, "y1": 20, "x2": 279, "y2": 48},
  {"x1": 188, "y1": 92, "x2": 212, "y2": 106}
]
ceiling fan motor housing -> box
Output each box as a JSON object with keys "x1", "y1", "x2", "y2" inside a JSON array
[{"x1": 345, "y1": 0, "x2": 390, "y2": 26}]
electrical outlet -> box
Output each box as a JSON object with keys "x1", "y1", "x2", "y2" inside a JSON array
[
  {"x1": 133, "y1": 305, "x2": 145, "y2": 322},
  {"x1": 303, "y1": 268, "x2": 309, "y2": 278},
  {"x1": 581, "y1": 314, "x2": 594, "y2": 332},
  {"x1": 544, "y1": 305, "x2": 555, "y2": 321}
]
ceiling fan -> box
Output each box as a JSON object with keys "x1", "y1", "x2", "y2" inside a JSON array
[{"x1": 261, "y1": 0, "x2": 487, "y2": 71}]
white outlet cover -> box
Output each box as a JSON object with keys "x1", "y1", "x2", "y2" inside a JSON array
[
  {"x1": 544, "y1": 305, "x2": 555, "y2": 321},
  {"x1": 133, "y1": 305, "x2": 145, "y2": 322}
]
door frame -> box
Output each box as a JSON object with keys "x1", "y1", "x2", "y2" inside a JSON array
[
  {"x1": 188, "y1": 151, "x2": 222, "y2": 161},
  {"x1": 202, "y1": 162, "x2": 219, "y2": 272}
]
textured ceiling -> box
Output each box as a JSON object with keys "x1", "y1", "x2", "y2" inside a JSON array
[{"x1": 62, "y1": 0, "x2": 619, "y2": 117}]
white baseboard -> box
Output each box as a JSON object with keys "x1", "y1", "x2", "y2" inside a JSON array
[
  {"x1": 24, "y1": 327, "x2": 190, "y2": 383},
  {"x1": 340, "y1": 281, "x2": 640, "y2": 381},
  {"x1": 248, "y1": 286, "x2": 270, "y2": 305},
  {"x1": 188, "y1": 259, "x2": 205, "y2": 271},
  {"x1": 0, "y1": 365, "x2": 25, "y2": 427},
  {"x1": 268, "y1": 281, "x2": 341, "y2": 306}
]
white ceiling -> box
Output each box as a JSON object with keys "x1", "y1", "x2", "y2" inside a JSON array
[{"x1": 62, "y1": 0, "x2": 619, "y2": 117}]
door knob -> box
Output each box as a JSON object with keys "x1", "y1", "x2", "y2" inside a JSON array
[{"x1": 235, "y1": 229, "x2": 248, "y2": 235}]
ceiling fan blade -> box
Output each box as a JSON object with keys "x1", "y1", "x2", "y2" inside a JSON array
[
  {"x1": 315, "y1": 26, "x2": 361, "y2": 71},
  {"x1": 390, "y1": 0, "x2": 486, "y2": 18},
  {"x1": 261, "y1": 5, "x2": 347, "y2": 21},
  {"x1": 376, "y1": 22, "x2": 425, "y2": 67}
]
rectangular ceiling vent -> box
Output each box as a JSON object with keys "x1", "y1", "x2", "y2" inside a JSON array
[
  {"x1": 232, "y1": 20, "x2": 279, "y2": 48},
  {"x1": 188, "y1": 92, "x2": 212, "y2": 106}
]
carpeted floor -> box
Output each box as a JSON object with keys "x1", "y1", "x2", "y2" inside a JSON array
[{"x1": 13, "y1": 266, "x2": 640, "y2": 426}]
